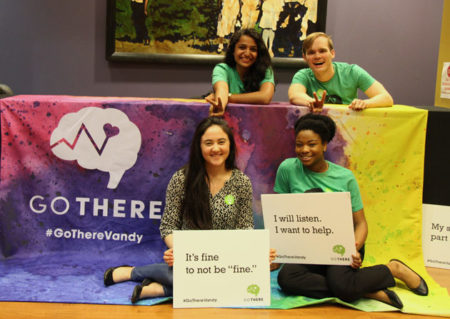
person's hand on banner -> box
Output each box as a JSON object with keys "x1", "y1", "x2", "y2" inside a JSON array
[
  {"x1": 207, "y1": 95, "x2": 226, "y2": 117},
  {"x1": 349, "y1": 99, "x2": 368, "y2": 111},
  {"x1": 310, "y1": 90, "x2": 327, "y2": 113}
]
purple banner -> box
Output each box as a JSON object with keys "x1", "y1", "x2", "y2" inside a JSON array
[{"x1": 0, "y1": 96, "x2": 310, "y2": 304}]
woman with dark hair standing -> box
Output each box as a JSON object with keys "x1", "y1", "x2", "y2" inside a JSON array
[
  {"x1": 103, "y1": 117, "x2": 257, "y2": 303},
  {"x1": 206, "y1": 28, "x2": 275, "y2": 116},
  {"x1": 275, "y1": 113, "x2": 428, "y2": 309}
]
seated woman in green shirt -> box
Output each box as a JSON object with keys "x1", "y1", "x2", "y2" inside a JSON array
[
  {"x1": 274, "y1": 113, "x2": 428, "y2": 309},
  {"x1": 206, "y1": 28, "x2": 275, "y2": 116}
]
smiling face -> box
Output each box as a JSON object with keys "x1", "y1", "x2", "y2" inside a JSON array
[
  {"x1": 233, "y1": 35, "x2": 258, "y2": 75},
  {"x1": 303, "y1": 36, "x2": 335, "y2": 79},
  {"x1": 295, "y1": 129, "x2": 328, "y2": 172},
  {"x1": 200, "y1": 125, "x2": 230, "y2": 169}
]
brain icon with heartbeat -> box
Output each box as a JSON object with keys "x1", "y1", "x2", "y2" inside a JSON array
[{"x1": 50, "y1": 107, "x2": 142, "y2": 189}]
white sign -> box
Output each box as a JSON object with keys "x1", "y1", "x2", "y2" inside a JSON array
[
  {"x1": 173, "y1": 229, "x2": 270, "y2": 308},
  {"x1": 262, "y1": 192, "x2": 356, "y2": 265},
  {"x1": 422, "y1": 204, "x2": 450, "y2": 269},
  {"x1": 441, "y1": 62, "x2": 450, "y2": 99}
]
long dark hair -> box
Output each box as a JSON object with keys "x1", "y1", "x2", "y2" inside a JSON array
[
  {"x1": 224, "y1": 28, "x2": 272, "y2": 93},
  {"x1": 182, "y1": 117, "x2": 237, "y2": 229}
]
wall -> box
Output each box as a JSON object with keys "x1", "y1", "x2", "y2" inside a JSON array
[{"x1": 0, "y1": 0, "x2": 444, "y2": 105}]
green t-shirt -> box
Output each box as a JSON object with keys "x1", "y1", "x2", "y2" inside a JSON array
[
  {"x1": 291, "y1": 62, "x2": 375, "y2": 104},
  {"x1": 212, "y1": 63, "x2": 275, "y2": 94},
  {"x1": 274, "y1": 158, "x2": 363, "y2": 213}
]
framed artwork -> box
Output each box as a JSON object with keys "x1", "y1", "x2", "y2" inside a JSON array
[{"x1": 106, "y1": 0, "x2": 327, "y2": 68}]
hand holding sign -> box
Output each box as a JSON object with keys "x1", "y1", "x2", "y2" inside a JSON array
[
  {"x1": 351, "y1": 243, "x2": 362, "y2": 269},
  {"x1": 163, "y1": 248, "x2": 174, "y2": 267}
]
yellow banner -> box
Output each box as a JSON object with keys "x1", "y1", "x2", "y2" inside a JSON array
[{"x1": 328, "y1": 105, "x2": 449, "y2": 315}]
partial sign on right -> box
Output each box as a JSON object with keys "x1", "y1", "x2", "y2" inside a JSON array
[{"x1": 422, "y1": 204, "x2": 450, "y2": 270}]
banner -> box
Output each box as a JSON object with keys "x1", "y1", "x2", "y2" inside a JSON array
[{"x1": 0, "y1": 96, "x2": 435, "y2": 309}]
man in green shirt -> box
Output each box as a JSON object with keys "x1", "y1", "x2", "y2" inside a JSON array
[{"x1": 289, "y1": 32, "x2": 393, "y2": 112}]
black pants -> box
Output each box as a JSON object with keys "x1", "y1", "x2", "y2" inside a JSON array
[
  {"x1": 277, "y1": 263, "x2": 395, "y2": 302},
  {"x1": 131, "y1": 2, "x2": 149, "y2": 43}
]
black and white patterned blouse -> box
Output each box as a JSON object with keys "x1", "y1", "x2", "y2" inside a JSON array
[{"x1": 159, "y1": 168, "x2": 254, "y2": 238}]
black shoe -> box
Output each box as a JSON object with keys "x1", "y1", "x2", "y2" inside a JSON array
[
  {"x1": 142, "y1": 278, "x2": 153, "y2": 286},
  {"x1": 103, "y1": 265, "x2": 131, "y2": 286},
  {"x1": 383, "y1": 289, "x2": 403, "y2": 309},
  {"x1": 131, "y1": 284, "x2": 143, "y2": 304},
  {"x1": 390, "y1": 259, "x2": 429, "y2": 296}
]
